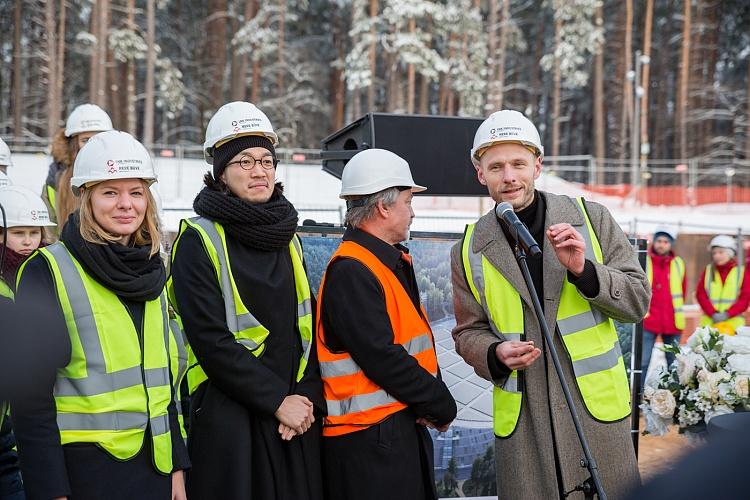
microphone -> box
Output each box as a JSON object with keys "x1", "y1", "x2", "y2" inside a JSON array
[{"x1": 495, "y1": 202, "x2": 542, "y2": 257}]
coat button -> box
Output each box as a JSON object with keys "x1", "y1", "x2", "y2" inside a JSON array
[{"x1": 613, "y1": 289, "x2": 622, "y2": 298}]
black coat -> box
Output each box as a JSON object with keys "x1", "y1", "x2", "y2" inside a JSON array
[
  {"x1": 11, "y1": 255, "x2": 189, "y2": 500},
  {"x1": 319, "y1": 227, "x2": 457, "y2": 500},
  {"x1": 170, "y1": 225, "x2": 324, "y2": 500}
]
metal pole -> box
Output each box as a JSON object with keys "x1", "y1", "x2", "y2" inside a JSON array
[
  {"x1": 631, "y1": 50, "x2": 642, "y2": 206},
  {"x1": 630, "y1": 238, "x2": 648, "y2": 456}
]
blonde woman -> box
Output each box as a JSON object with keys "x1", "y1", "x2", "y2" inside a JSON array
[{"x1": 13, "y1": 131, "x2": 189, "y2": 500}]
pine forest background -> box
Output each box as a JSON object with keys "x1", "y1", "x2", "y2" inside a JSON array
[{"x1": 1, "y1": 0, "x2": 749, "y2": 167}]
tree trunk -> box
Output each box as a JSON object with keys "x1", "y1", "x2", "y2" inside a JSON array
[
  {"x1": 620, "y1": 0, "x2": 633, "y2": 163},
  {"x1": 143, "y1": 0, "x2": 156, "y2": 146},
  {"x1": 232, "y1": 0, "x2": 256, "y2": 101},
  {"x1": 676, "y1": 0, "x2": 691, "y2": 159},
  {"x1": 107, "y1": 5, "x2": 122, "y2": 128},
  {"x1": 96, "y1": 0, "x2": 108, "y2": 108},
  {"x1": 529, "y1": 17, "x2": 543, "y2": 122},
  {"x1": 486, "y1": 0, "x2": 498, "y2": 110},
  {"x1": 89, "y1": 0, "x2": 98, "y2": 103},
  {"x1": 367, "y1": 0, "x2": 378, "y2": 112},
  {"x1": 206, "y1": 0, "x2": 228, "y2": 110},
  {"x1": 13, "y1": 0, "x2": 23, "y2": 135},
  {"x1": 55, "y1": 0, "x2": 66, "y2": 130},
  {"x1": 406, "y1": 17, "x2": 416, "y2": 114},
  {"x1": 495, "y1": 0, "x2": 509, "y2": 110},
  {"x1": 126, "y1": 0, "x2": 137, "y2": 135},
  {"x1": 551, "y1": 4, "x2": 562, "y2": 159},
  {"x1": 593, "y1": 4, "x2": 605, "y2": 176},
  {"x1": 639, "y1": 0, "x2": 653, "y2": 163},
  {"x1": 418, "y1": 74, "x2": 429, "y2": 114},
  {"x1": 45, "y1": 0, "x2": 58, "y2": 138},
  {"x1": 277, "y1": 0, "x2": 286, "y2": 96}
]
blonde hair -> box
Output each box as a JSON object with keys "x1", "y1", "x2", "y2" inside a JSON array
[
  {"x1": 55, "y1": 137, "x2": 83, "y2": 232},
  {"x1": 78, "y1": 181, "x2": 161, "y2": 257}
]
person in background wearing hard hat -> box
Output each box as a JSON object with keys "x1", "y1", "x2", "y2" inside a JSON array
[
  {"x1": 0, "y1": 137, "x2": 12, "y2": 176},
  {"x1": 42, "y1": 104, "x2": 113, "y2": 235},
  {"x1": 451, "y1": 110, "x2": 649, "y2": 500},
  {"x1": 641, "y1": 228, "x2": 687, "y2": 390},
  {"x1": 0, "y1": 185, "x2": 54, "y2": 500},
  {"x1": 11, "y1": 131, "x2": 189, "y2": 500},
  {"x1": 696, "y1": 235, "x2": 750, "y2": 334},
  {"x1": 169, "y1": 102, "x2": 323, "y2": 499},
  {"x1": 317, "y1": 148, "x2": 456, "y2": 500}
]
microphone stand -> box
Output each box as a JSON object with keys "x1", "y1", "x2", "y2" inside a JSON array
[{"x1": 512, "y1": 235, "x2": 607, "y2": 500}]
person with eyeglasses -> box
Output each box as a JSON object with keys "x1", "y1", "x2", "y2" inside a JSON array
[{"x1": 168, "y1": 102, "x2": 324, "y2": 499}]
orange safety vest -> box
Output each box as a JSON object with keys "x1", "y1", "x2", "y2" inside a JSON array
[{"x1": 316, "y1": 240, "x2": 439, "y2": 437}]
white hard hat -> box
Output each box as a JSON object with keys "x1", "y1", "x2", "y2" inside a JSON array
[
  {"x1": 0, "y1": 171, "x2": 10, "y2": 188},
  {"x1": 71, "y1": 130, "x2": 157, "y2": 195},
  {"x1": 339, "y1": 148, "x2": 426, "y2": 198},
  {"x1": 0, "y1": 138, "x2": 11, "y2": 167},
  {"x1": 709, "y1": 235, "x2": 737, "y2": 252},
  {"x1": 65, "y1": 104, "x2": 113, "y2": 137},
  {"x1": 471, "y1": 109, "x2": 544, "y2": 163},
  {"x1": 653, "y1": 226, "x2": 678, "y2": 241},
  {"x1": 0, "y1": 186, "x2": 55, "y2": 227},
  {"x1": 203, "y1": 101, "x2": 278, "y2": 164}
]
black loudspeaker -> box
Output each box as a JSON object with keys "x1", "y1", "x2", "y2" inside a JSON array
[{"x1": 320, "y1": 113, "x2": 486, "y2": 196}]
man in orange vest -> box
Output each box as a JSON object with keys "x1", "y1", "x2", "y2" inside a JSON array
[{"x1": 316, "y1": 149, "x2": 456, "y2": 500}]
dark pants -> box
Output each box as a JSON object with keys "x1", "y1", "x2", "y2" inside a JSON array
[
  {"x1": 322, "y1": 409, "x2": 436, "y2": 500},
  {"x1": 641, "y1": 330, "x2": 681, "y2": 391}
]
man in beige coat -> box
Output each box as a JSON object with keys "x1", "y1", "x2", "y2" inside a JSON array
[{"x1": 451, "y1": 110, "x2": 650, "y2": 499}]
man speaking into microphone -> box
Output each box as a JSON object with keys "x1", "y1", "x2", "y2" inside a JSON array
[{"x1": 449, "y1": 110, "x2": 650, "y2": 500}]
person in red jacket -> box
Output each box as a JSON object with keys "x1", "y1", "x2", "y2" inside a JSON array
[
  {"x1": 642, "y1": 229, "x2": 686, "y2": 390},
  {"x1": 696, "y1": 235, "x2": 750, "y2": 330}
]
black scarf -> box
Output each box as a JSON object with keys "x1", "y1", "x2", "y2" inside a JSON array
[
  {"x1": 60, "y1": 212, "x2": 166, "y2": 301},
  {"x1": 192, "y1": 185, "x2": 298, "y2": 251}
]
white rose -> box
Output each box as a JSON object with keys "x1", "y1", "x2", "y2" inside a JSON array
[
  {"x1": 688, "y1": 327, "x2": 713, "y2": 349},
  {"x1": 736, "y1": 327, "x2": 750, "y2": 337},
  {"x1": 677, "y1": 404, "x2": 702, "y2": 427},
  {"x1": 702, "y1": 350, "x2": 722, "y2": 370},
  {"x1": 677, "y1": 354, "x2": 698, "y2": 385},
  {"x1": 650, "y1": 389, "x2": 677, "y2": 419},
  {"x1": 640, "y1": 404, "x2": 670, "y2": 436},
  {"x1": 728, "y1": 354, "x2": 750, "y2": 375},
  {"x1": 723, "y1": 335, "x2": 750, "y2": 355},
  {"x1": 718, "y1": 382, "x2": 738, "y2": 405},
  {"x1": 696, "y1": 368, "x2": 709, "y2": 384},
  {"x1": 643, "y1": 386, "x2": 656, "y2": 400},
  {"x1": 698, "y1": 370, "x2": 730, "y2": 401},
  {"x1": 705, "y1": 404, "x2": 734, "y2": 425},
  {"x1": 735, "y1": 376, "x2": 750, "y2": 399}
]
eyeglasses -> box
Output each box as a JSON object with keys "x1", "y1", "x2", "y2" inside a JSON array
[{"x1": 226, "y1": 155, "x2": 277, "y2": 171}]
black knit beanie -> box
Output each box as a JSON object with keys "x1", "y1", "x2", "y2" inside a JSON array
[{"x1": 212, "y1": 135, "x2": 276, "y2": 179}]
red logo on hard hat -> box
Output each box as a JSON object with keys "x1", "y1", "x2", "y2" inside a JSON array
[
  {"x1": 107, "y1": 159, "x2": 117, "y2": 174},
  {"x1": 31, "y1": 210, "x2": 38, "y2": 220},
  {"x1": 232, "y1": 121, "x2": 238, "y2": 126}
]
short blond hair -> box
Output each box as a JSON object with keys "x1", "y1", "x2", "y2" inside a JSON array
[{"x1": 78, "y1": 180, "x2": 161, "y2": 257}]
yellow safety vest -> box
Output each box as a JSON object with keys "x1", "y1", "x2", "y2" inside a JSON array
[
  {"x1": 168, "y1": 217, "x2": 313, "y2": 395},
  {"x1": 646, "y1": 255, "x2": 686, "y2": 330},
  {"x1": 168, "y1": 315, "x2": 188, "y2": 440},
  {"x1": 47, "y1": 184, "x2": 57, "y2": 221},
  {"x1": 461, "y1": 197, "x2": 631, "y2": 438},
  {"x1": 26, "y1": 242, "x2": 175, "y2": 474},
  {"x1": 0, "y1": 279, "x2": 13, "y2": 300},
  {"x1": 700, "y1": 264, "x2": 746, "y2": 329}
]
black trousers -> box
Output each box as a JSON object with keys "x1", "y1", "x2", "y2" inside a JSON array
[{"x1": 322, "y1": 409, "x2": 436, "y2": 500}]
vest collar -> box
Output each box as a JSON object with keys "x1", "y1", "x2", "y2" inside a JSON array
[{"x1": 471, "y1": 192, "x2": 586, "y2": 313}]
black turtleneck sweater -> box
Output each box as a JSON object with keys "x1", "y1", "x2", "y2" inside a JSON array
[{"x1": 486, "y1": 191, "x2": 600, "y2": 378}]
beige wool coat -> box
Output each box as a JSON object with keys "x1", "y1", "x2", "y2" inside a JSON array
[{"x1": 450, "y1": 192, "x2": 650, "y2": 500}]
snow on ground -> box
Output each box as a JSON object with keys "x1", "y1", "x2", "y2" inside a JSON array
[{"x1": 5, "y1": 153, "x2": 748, "y2": 235}]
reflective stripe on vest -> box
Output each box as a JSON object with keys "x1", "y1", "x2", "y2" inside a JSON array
[
  {"x1": 169, "y1": 217, "x2": 313, "y2": 394},
  {"x1": 0, "y1": 279, "x2": 13, "y2": 300},
  {"x1": 37, "y1": 243, "x2": 174, "y2": 474},
  {"x1": 316, "y1": 240, "x2": 439, "y2": 437},
  {"x1": 646, "y1": 255, "x2": 686, "y2": 330},
  {"x1": 461, "y1": 197, "x2": 631, "y2": 438},
  {"x1": 47, "y1": 184, "x2": 57, "y2": 220},
  {"x1": 700, "y1": 264, "x2": 746, "y2": 329},
  {"x1": 168, "y1": 316, "x2": 188, "y2": 441}
]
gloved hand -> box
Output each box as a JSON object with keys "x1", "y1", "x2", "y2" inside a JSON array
[{"x1": 712, "y1": 312, "x2": 729, "y2": 323}]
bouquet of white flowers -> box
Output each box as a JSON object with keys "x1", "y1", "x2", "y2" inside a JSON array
[{"x1": 641, "y1": 326, "x2": 750, "y2": 440}]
